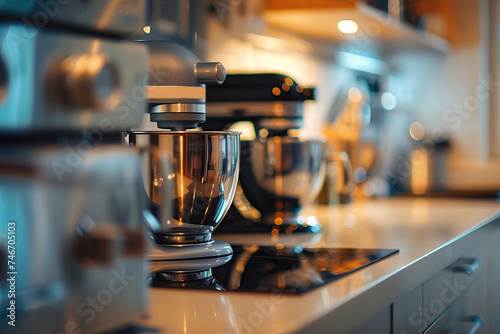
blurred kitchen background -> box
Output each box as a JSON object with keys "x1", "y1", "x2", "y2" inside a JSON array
[{"x1": 165, "y1": 0, "x2": 500, "y2": 198}]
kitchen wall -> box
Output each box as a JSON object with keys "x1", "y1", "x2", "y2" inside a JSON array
[
  {"x1": 198, "y1": 0, "x2": 500, "y2": 193},
  {"x1": 199, "y1": 10, "x2": 356, "y2": 140},
  {"x1": 386, "y1": 0, "x2": 500, "y2": 191}
]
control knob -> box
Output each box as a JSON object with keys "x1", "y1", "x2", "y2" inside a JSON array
[{"x1": 195, "y1": 62, "x2": 226, "y2": 85}]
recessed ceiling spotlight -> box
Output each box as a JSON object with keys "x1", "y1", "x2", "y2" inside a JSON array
[{"x1": 338, "y1": 20, "x2": 358, "y2": 34}]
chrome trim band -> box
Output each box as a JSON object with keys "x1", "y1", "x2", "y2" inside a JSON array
[{"x1": 150, "y1": 103, "x2": 206, "y2": 114}]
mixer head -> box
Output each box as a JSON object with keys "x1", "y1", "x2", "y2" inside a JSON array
[
  {"x1": 143, "y1": 41, "x2": 226, "y2": 130},
  {"x1": 205, "y1": 73, "x2": 315, "y2": 135}
]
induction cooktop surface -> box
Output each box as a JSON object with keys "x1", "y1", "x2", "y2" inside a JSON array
[{"x1": 151, "y1": 245, "x2": 399, "y2": 294}]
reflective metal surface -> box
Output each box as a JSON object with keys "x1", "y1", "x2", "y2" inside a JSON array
[
  {"x1": 234, "y1": 137, "x2": 327, "y2": 225},
  {"x1": 150, "y1": 274, "x2": 226, "y2": 291},
  {"x1": 0, "y1": 23, "x2": 148, "y2": 131},
  {"x1": 127, "y1": 131, "x2": 240, "y2": 239},
  {"x1": 154, "y1": 269, "x2": 213, "y2": 282},
  {"x1": 150, "y1": 103, "x2": 206, "y2": 114},
  {"x1": 152, "y1": 226, "x2": 213, "y2": 244}
]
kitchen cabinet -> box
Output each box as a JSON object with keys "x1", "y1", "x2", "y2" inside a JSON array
[
  {"x1": 263, "y1": 0, "x2": 450, "y2": 53},
  {"x1": 143, "y1": 199, "x2": 500, "y2": 334},
  {"x1": 346, "y1": 221, "x2": 498, "y2": 334},
  {"x1": 421, "y1": 245, "x2": 487, "y2": 329},
  {"x1": 491, "y1": 228, "x2": 500, "y2": 332},
  {"x1": 424, "y1": 274, "x2": 488, "y2": 334}
]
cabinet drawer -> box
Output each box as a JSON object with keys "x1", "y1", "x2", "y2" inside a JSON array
[
  {"x1": 422, "y1": 241, "x2": 487, "y2": 328},
  {"x1": 424, "y1": 272, "x2": 489, "y2": 334}
]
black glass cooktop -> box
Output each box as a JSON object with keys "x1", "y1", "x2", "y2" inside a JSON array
[{"x1": 151, "y1": 245, "x2": 398, "y2": 294}]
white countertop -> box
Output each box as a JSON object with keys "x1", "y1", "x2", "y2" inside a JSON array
[{"x1": 138, "y1": 198, "x2": 500, "y2": 334}]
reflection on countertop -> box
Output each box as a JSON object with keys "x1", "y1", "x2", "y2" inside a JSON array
[{"x1": 306, "y1": 197, "x2": 500, "y2": 251}]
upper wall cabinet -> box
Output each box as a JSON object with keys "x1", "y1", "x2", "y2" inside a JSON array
[{"x1": 263, "y1": 0, "x2": 452, "y2": 54}]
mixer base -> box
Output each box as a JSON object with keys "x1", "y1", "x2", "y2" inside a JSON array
[{"x1": 148, "y1": 239, "x2": 233, "y2": 261}]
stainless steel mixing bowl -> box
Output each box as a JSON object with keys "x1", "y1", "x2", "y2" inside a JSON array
[
  {"x1": 235, "y1": 137, "x2": 327, "y2": 224},
  {"x1": 127, "y1": 131, "x2": 240, "y2": 241}
]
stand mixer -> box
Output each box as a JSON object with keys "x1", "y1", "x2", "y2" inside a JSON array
[
  {"x1": 204, "y1": 74, "x2": 327, "y2": 241},
  {"x1": 125, "y1": 40, "x2": 240, "y2": 288},
  {"x1": 0, "y1": 2, "x2": 149, "y2": 333}
]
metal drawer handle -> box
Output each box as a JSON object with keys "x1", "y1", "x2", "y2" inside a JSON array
[
  {"x1": 458, "y1": 315, "x2": 483, "y2": 334},
  {"x1": 452, "y1": 257, "x2": 482, "y2": 275}
]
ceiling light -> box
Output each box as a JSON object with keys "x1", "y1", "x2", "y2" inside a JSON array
[{"x1": 338, "y1": 20, "x2": 358, "y2": 34}]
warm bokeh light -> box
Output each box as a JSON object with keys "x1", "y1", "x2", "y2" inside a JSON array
[
  {"x1": 409, "y1": 122, "x2": 425, "y2": 141},
  {"x1": 228, "y1": 121, "x2": 256, "y2": 141},
  {"x1": 411, "y1": 148, "x2": 429, "y2": 194},
  {"x1": 338, "y1": 20, "x2": 358, "y2": 34},
  {"x1": 143, "y1": 26, "x2": 151, "y2": 34},
  {"x1": 348, "y1": 87, "x2": 363, "y2": 103},
  {"x1": 259, "y1": 128, "x2": 269, "y2": 138}
]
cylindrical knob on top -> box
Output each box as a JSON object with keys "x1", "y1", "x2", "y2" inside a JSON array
[
  {"x1": 195, "y1": 62, "x2": 226, "y2": 85},
  {"x1": 59, "y1": 53, "x2": 121, "y2": 110}
]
